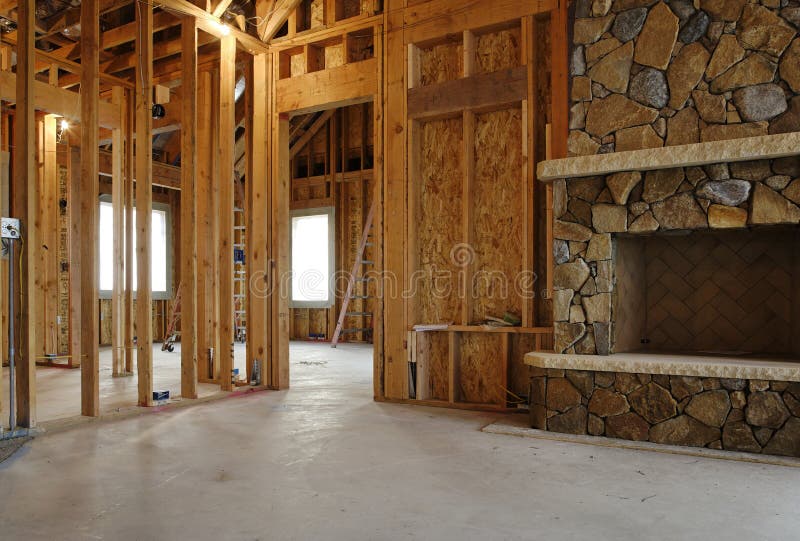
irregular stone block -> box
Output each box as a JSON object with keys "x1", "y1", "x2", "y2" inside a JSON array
[
  {"x1": 643, "y1": 168, "x2": 685, "y2": 203},
  {"x1": 700, "y1": 0, "x2": 746, "y2": 22},
  {"x1": 665, "y1": 107, "x2": 699, "y2": 146},
  {"x1": 651, "y1": 193, "x2": 708, "y2": 230},
  {"x1": 667, "y1": 42, "x2": 710, "y2": 109},
  {"x1": 554, "y1": 259, "x2": 591, "y2": 291},
  {"x1": 678, "y1": 10, "x2": 709, "y2": 43},
  {"x1": 570, "y1": 305, "x2": 586, "y2": 323},
  {"x1": 568, "y1": 130, "x2": 600, "y2": 156},
  {"x1": 685, "y1": 390, "x2": 731, "y2": 428},
  {"x1": 607, "y1": 171, "x2": 642, "y2": 205},
  {"x1": 634, "y1": 2, "x2": 679, "y2": 70},
  {"x1": 701, "y1": 122, "x2": 769, "y2": 142},
  {"x1": 615, "y1": 124, "x2": 664, "y2": 152},
  {"x1": 695, "y1": 179, "x2": 751, "y2": 206},
  {"x1": 574, "y1": 15, "x2": 615, "y2": 44},
  {"x1": 746, "y1": 391, "x2": 790, "y2": 429},
  {"x1": 729, "y1": 161, "x2": 771, "y2": 182},
  {"x1": 708, "y1": 205, "x2": 747, "y2": 229},
  {"x1": 553, "y1": 288, "x2": 574, "y2": 322},
  {"x1": 554, "y1": 322, "x2": 587, "y2": 353},
  {"x1": 612, "y1": 7, "x2": 648, "y2": 42},
  {"x1": 737, "y1": 4, "x2": 796, "y2": 57},
  {"x1": 605, "y1": 411, "x2": 650, "y2": 441},
  {"x1": 670, "y1": 375, "x2": 704, "y2": 400},
  {"x1": 650, "y1": 415, "x2": 720, "y2": 447},
  {"x1": 733, "y1": 84, "x2": 788, "y2": 122},
  {"x1": 692, "y1": 90, "x2": 726, "y2": 124},
  {"x1": 568, "y1": 176, "x2": 607, "y2": 201},
  {"x1": 593, "y1": 322, "x2": 611, "y2": 355},
  {"x1": 722, "y1": 420, "x2": 762, "y2": 453},
  {"x1": 589, "y1": 388, "x2": 630, "y2": 417},
  {"x1": 588, "y1": 413, "x2": 605, "y2": 436},
  {"x1": 592, "y1": 204, "x2": 628, "y2": 232},
  {"x1": 583, "y1": 293, "x2": 611, "y2": 324},
  {"x1": 706, "y1": 34, "x2": 745, "y2": 80},
  {"x1": 750, "y1": 183, "x2": 800, "y2": 225},
  {"x1": 554, "y1": 220, "x2": 593, "y2": 242},
  {"x1": 589, "y1": 41, "x2": 633, "y2": 93},
  {"x1": 629, "y1": 382, "x2": 678, "y2": 424},
  {"x1": 585, "y1": 94, "x2": 659, "y2": 138},
  {"x1": 566, "y1": 370, "x2": 595, "y2": 398},
  {"x1": 595, "y1": 371, "x2": 615, "y2": 388},
  {"x1": 765, "y1": 175, "x2": 792, "y2": 191},
  {"x1": 629, "y1": 67, "x2": 669, "y2": 108},
  {"x1": 710, "y1": 54, "x2": 776, "y2": 94},
  {"x1": 780, "y1": 38, "x2": 800, "y2": 93},
  {"x1": 548, "y1": 405, "x2": 588, "y2": 435}
]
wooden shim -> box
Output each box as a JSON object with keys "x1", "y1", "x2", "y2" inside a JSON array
[
  {"x1": 180, "y1": 16, "x2": 198, "y2": 399},
  {"x1": 407, "y1": 66, "x2": 527, "y2": 119},
  {"x1": 80, "y1": 0, "x2": 100, "y2": 417},
  {"x1": 135, "y1": 2, "x2": 154, "y2": 407}
]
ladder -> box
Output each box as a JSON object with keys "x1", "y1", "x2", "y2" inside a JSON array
[
  {"x1": 162, "y1": 282, "x2": 181, "y2": 352},
  {"x1": 233, "y1": 207, "x2": 247, "y2": 343},
  {"x1": 332, "y1": 199, "x2": 377, "y2": 348}
]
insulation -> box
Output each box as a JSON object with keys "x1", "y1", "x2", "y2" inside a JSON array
[
  {"x1": 416, "y1": 118, "x2": 463, "y2": 324},
  {"x1": 475, "y1": 28, "x2": 521, "y2": 74},
  {"x1": 459, "y1": 334, "x2": 504, "y2": 405},
  {"x1": 420, "y1": 41, "x2": 463, "y2": 86},
  {"x1": 471, "y1": 108, "x2": 524, "y2": 323}
]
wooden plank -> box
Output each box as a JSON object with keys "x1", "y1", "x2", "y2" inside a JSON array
[
  {"x1": 79, "y1": 0, "x2": 100, "y2": 417},
  {"x1": 181, "y1": 16, "x2": 199, "y2": 399},
  {"x1": 246, "y1": 53, "x2": 271, "y2": 385},
  {"x1": 68, "y1": 147, "x2": 82, "y2": 371},
  {"x1": 372, "y1": 23, "x2": 385, "y2": 399},
  {"x1": 276, "y1": 58, "x2": 378, "y2": 113},
  {"x1": 406, "y1": 66, "x2": 527, "y2": 119},
  {"x1": 461, "y1": 110, "x2": 475, "y2": 326},
  {"x1": 14, "y1": 0, "x2": 37, "y2": 425},
  {"x1": 196, "y1": 69, "x2": 218, "y2": 382},
  {"x1": 0, "y1": 71, "x2": 120, "y2": 129},
  {"x1": 448, "y1": 331, "x2": 460, "y2": 403},
  {"x1": 42, "y1": 115, "x2": 59, "y2": 356},
  {"x1": 261, "y1": 0, "x2": 303, "y2": 41},
  {"x1": 549, "y1": 0, "x2": 568, "y2": 161},
  {"x1": 111, "y1": 87, "x2": 125, "y2": 376},
  {"x1": 218, "y1": 34, "x2": 237, "y2": 391},
  {"x1": 383, "y1": 4, "x2": 407, "y2": 399},
  {"x1": 271, "y1": 108, "x2": 290, "y2": 389},
  {"x1": 135, "y1": 2, "x2": 154, "y2": 407},
  {"x1": 98, "y1": 149, "x2": 181, "y2": 190},
  {"x1": 400, "y1": 0, "x2": 556, "y2": 45},
  {"x1": 522, "y1": 16, "x2": 536, "y2": 328},
  {"x1": 124, "y1": 89, "x2": 134, "y2": 374}
]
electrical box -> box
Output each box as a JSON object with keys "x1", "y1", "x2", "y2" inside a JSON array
[{"x1": 1, "y1": 217, "x2": 20, "y2": 239}]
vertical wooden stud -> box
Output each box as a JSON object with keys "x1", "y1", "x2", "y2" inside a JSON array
[
  {"x1": 135, "y1": 1, "x2": 154, "y2": 407},
  {"x1": 80, "y1": 0, "x2": 100, "y2": 417},
  {"x1": 124, "y1": 90, "x2": 135, "y2": 374},
  {"x1": 181, "y1": 16, "x2": 198, "y2": 399},
  {"x1": 111, "y1": 86, "x2": 125, "y2": 377}
]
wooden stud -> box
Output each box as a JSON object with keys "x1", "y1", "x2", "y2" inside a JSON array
[
  {"x1": 246, "y1": 53, "x2": 271, "y2": 385},
  {"x1": 80, "y1": 0, "x2": 100, "y2": 417},
  {"x1": 111, "y1": 86, "x2": 125, "y2": 376},
  {"x1": 42, "y1": 115, "x2": 59, "y2": 357},
  {"x1": 522, "y1": 16, "x2": 537, "y2": 328},
  {"x1": 462, "y1": 30, "x2": 476, "y2": 78},
  {"x1": 372, "y1": 22, "x2": 385, "y2": 399},
  {"x1": 124, "y1": 89, "x2": 135, "y2": 374},
  {"x1": 218, "y1": 34, "x2": 236, "y2": 391},
  {"x1": 68, "y1": 146, "x2": 82, "y2": 371},
  {"x1": 14, "y1": 0, "x2": 37, "y2": 426},
  {"x1": 461, "y1": 110, "x2": 475, "y2": 326},
  {"x1": 448, "y1": 331, "x2": 460, "y2": 404},
  {"x1": 180, "y1": 16, "x2": 198, "y2": 399},
  {"x1": 135, "y1": 1, "x2": 154, "y2": 407}
]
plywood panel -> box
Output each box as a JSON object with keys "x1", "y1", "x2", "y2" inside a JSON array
[
  {"x1": 470, "y1": 108, "x2": 523, "y2": 323},
  {"x1": 416, "y1": 331, "x2": 449, "y2": 400},
  {"x1": 419, "y1": 41, "x2": 463, "y2": 86},
  {"x1": 459, "y1": 333, "x2": 503, "y2": 405},
  {"x1": 416, "y1": 117, "x2": 463, "y2": 324},
  {"x1": 475, "y1": 28, "x2": 521, "y2": 74}
]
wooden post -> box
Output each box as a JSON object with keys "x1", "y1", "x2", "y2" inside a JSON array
[
  {"x1": 13, "y1": 0, "x2": 37, "y2": 426},
  {"x1": 135, "y1": 2, "x2": 154, "y2": 407},
  {"x1": 124, "y1": 89, "x2": 135, "y2": 374},
  {"x1": 68, "y1": 146, "x2": 82, "y2": 371},
  {"x1": 270, "y1": 112, "x2": 290, "y2": 390},
  {"x1": 218, "y1": 35, "x2": 236, "y2": 391},
  {"x1": 246, "y1": 54, "x2": 271, "y2": 385},
  {"x1": 40, "y1": 115, "x2": 58, "y2": 358},
  {"x1": 111, "y1": 86, "x2": 125, "y2": 376},
  {"x1": 80, "y1": 0, "x2": 100, "y2": 416},
  {"x1": 180, "y1": 16, "x2": 198, "y2": 399}
]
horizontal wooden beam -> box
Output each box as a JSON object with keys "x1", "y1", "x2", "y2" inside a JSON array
[
  {"x1": 400, "y1": 0, "x2": 557, "y2": 44},
  {"x1": 276, "y1": 58, "x2": 378, "y2": 113},
  {"x1": 99, "y1": 149, "x2": 182, "y2": 190},
  {"x1": 0, "y1": 70, "x2": 120, "y2": 128},
  {"x1": 289, "y1": 108, "x2": 334, "y2": 158},
  {"x1": 158, "y1": 0, "x2": 270, "y2": 54},
  {"x1": 407, "y1": 66, "x2": 527, "y2": 119}
]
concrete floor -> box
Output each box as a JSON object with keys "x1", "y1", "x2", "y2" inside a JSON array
[
  {"x1": 1, "y1": 343, "x2": 249, "y2": 426},
  {"x1": 1, "y1": 342, "x2": 799, "y2": 540}
]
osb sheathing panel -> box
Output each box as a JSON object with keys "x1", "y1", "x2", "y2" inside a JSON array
[
  {"x1": 416, "y1": 118, "x2": 463, "y2": 324},
  {"x1": 420, "y1": 41, "x2": 463, "y2": 87},
  {"x1": 459, "y1": 333, "x2": 503, "y2": 404},
  {"x1": 510, "y1": 334, "x2": 535, "y2": 397},
  {"x1": 343, "y1": 0, "x2": 361, "y2": 18},
  {"x1": 471, "y1": 109, "x2": 524, "y2": 323},
  {"x1": 290, "y1": 54, "x2": 306, "y2": 77},
  {"x1": 293, "y1": 309, "x2": 309, "y2": 339},
  {"x1": 310, "y1": 0, "x2": 324, "y2": 28},
  {"x1": 325, "y1": 44, "x2": 345, "y2": 69},
  {"x1": 309, "y1": 308, "x2": 328, "y2": 337},
  {"x1": 417, "y1": 332, "x2": 449, "y2": 401},
  {"x1": 346, "y1": 105, "x2": 365, "y2": 150},
  {"x1": 475, "y1": 28, "x2": 521, "y2": 75}
]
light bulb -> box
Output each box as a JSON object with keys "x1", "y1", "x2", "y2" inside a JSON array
[
  {"x1": 59, "y1": 119, "x2": 69, "y2": 130},
  {"x1": 216, "y1": 20, "x2": 230, "y2": 36}
]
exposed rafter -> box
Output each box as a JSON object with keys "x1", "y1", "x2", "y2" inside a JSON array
[{"x1": 260, "y1": 0, "x2": 303, "y2": 42}]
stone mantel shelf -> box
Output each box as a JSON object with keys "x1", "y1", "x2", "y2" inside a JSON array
[
  {"x1": 525, "y1": 352, "x2": 800, "y2": 382},
  {"x1": 537, "y1": 132, "x2": 800, "y2": 182}
]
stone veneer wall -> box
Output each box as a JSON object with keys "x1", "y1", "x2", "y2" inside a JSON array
[
  {"x1": 552, "y1": 157, "x2": 800, "y2": 354},
  {"x1": 569, "y1": 0, "x2": 800, "y2": 157},
  {"x1": 530, "y1": 368, "x2": 800, "y2": 457}
]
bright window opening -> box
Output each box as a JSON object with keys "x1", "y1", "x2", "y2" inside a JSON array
[
  {"x1": 98, "y1": 199, "x2": 171, "y2": 299},
  {"x1": 291, "y1": 208, "x2": 335, "y2": 308}
]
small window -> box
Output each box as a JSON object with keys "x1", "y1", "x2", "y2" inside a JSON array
[
  {"x1": 291, "y1": 207, "x2": 335, "y2": 308},
  {"x1": 98, "y1": 198, "x2": 172, "y2": 300}
]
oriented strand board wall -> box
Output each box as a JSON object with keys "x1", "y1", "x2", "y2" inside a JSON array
[
  {"x1": 475, "y1": 28, "x2": 521, "y2": 74},
  {"x1": 470, "y1": 108, "x2": 524, "y2": 322},
  {"x1": 419, "y1": 41, "x2": 463, "y2": 86},
  {"x1": 415, "y1": 117, "x2": 463, "y2": 324},
  {"x1": 459, "y1": 333, "x2": 504, "y2": 404},
  {"x1": 416, "y1": 332, "x2": 449, "y2": 400}
]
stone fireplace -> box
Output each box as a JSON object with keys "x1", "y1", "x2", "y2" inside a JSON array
[{"x1": 551, "y1": 156, "x2": 800, "y2": 360}]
